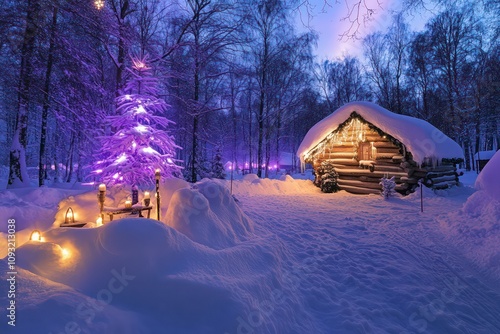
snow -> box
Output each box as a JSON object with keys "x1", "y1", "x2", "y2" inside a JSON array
[
  {"x1": 475, "y1": 149, "x2": 500, "y2": 201},
  {"x1": 474, "y1": 150, "x2": 497, "y2": 160},
  {"x1": 297, "y1": 101, "x2": 464, "y2": 165},
  {"x1": 1, "y1": 172, "x2": 500, "y2": 333}
]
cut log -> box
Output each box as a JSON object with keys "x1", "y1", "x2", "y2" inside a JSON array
[
  {"x1": 339, "y1": 184, "x2": 381, "y2": 195},
  {"x1": 427, "y1": 171, "x2": 457, "y2": 179},
  {"x1": 375, "y1": 147, "x2": 402, "y2": 154},
  {"x1": 337, "y1": 179, "x2": 382, "y2": 190},
  {"x1": 321, "y1": 152, "x2": 356, "y2": 159},
  {"x1": 422, "y1": 166, "x2": 456, "y2": 172},
  {"x1": 324, "y1": 146, "x2": 356, "y2": 153},
  {"x1": 400, "y1": 176, "x2": 419, "y2": 184},
  {"x1": 364, "y1": 135, "x2": 388, "y2": 142},
  {"x1": 359, "y1": 175, "x2": 402, "y2": 183},
  {"x1": 336, "y1": 168, "x2": 407, "y2": 178},
  {"x1": 376, "y1": 153, "x2": 401, "y2": 159},
  {"x1": 428, "y1": 175, "x2": 457, "y2": 184},
  {"x1": 372, "y1": 165, "x2": 404, "y2": 173},
  {"x1": 330, "y1": 158, "x2": 359, "y2": 166},
  {"x1": 432, "y1": 180, "x2": 458, "y2": 189},
  {"x1": 372, "y1": 141, "x2": 399, "y2": 148}
]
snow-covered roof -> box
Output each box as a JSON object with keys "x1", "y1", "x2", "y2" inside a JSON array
[
  {"x1": 475, "y1": 150, "x2": 500, "y2": 201},
  {"x1": 297, "y1": 101, "x2": 464, "y2": 164},
  {"x1": 474, "y1": 150, "x2": 497, "y2": 160}
]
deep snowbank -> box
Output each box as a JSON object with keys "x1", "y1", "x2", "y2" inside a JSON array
[
  {"x1": 439, "y1": 157, "x2": 500, "y2": 281},
  {"x1": 1, "y1": 177, "x2": 319, "y2": 333},
  {"x1": 214, "y1": 173, "x2": 319, "y2": 196},
  {"x1": 475, "y1": 149, "x2": 500, "y2": 201},
  {"x1": 3, "y1": 217, "x2": 314, "y2": 333}
]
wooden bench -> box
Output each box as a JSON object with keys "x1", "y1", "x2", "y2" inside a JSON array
[{"x1": 104, "y1": 205, "x2": 153, "y2": 221}]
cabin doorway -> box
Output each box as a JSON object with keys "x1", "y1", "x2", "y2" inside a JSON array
[{"x1": 358, "y1": 142, "x2": 371, "y2": 160}]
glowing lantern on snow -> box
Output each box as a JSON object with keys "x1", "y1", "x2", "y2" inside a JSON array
[
  {"x1": 61, "y1": 248, "x2": 71, "y2": 259},
  {"x1": 30, "y1": 230, "x2": 42, "y2": 242},
  {"x1": 65, "y1": 207, "x2": 75, "y2": 225},
  {"x1": 144, "y1": 191, "x2": 151, "y2": 206},
  {"x1": 96, "y1": 217, "x2": 103, "y2": 227}
]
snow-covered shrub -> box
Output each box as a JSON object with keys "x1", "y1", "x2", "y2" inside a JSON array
[
  {"x1": 380, "y1": 175, "x2": 396, "y2": 199},
  {"x1": 318, "y1": 161, "x2": 339, "y2": 193}
]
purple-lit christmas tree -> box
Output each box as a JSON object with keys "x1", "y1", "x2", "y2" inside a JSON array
[{"x1": 94, "y1": 57, "x2": 182, "y2": 186}]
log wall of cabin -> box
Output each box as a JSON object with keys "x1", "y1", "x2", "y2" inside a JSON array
[{"x1": 307, "y1": 120, "x2": 460, "y2": 195}]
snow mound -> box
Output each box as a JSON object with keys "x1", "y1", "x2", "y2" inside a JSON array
[
  {"x1": 11, "y1": 216, "x2": 315, "y2": 333},
  {"x1": 220, "y1": 175, "x2": 318, "y2": 196},
  {"x1": 279, "y1": 174, "x2": 294, "y2": 182},
  {"x1": 441, "y1": 190, "x2": 500, "y2": 280},
  {"x1": 298, "y1": 101, "x2": 464, "y2": 164},
  {"x1": 242, "y1": 173, "x2": 259, "y2": 182},
  {"x1": 165, "y1": 180, "x2": 253, "y2": 249},
  {"x1": 475, "y1": 150, "x2": 500, "y2": 201},
  {"x1": 0, "y1": 260, "x2": 146, "y2": 334}
]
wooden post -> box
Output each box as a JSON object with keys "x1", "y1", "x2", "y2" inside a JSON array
[
  {"x1": 230, "y1": 161, "x2": 234, "y2": 195},
  {"x1": 98, "y1": 183, "x2": 106, "y2": 221},
  {"x1": 155, "y1": 169, "x2": 161, "y2": 221},
  {"x1": 419, "y1": 179, "x2": 423, "y2": 213}
]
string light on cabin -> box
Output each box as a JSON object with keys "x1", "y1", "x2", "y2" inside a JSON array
[{"x1": 306, "y1": 117, "x2": 368, "y2": 160}]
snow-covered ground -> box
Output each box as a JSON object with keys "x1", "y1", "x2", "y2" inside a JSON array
[{"x1": 1, "y1": 171, "x2": 499, "y2": 333}]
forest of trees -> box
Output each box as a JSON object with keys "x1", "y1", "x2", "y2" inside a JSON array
[{"x1": 0, "y1": 0, "x2": 498, "y2": 187}]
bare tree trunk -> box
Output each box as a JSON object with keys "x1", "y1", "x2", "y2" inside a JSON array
[
  {"x1": 39, "y1": 3, "x2": 58, "y2": 187},
  {"x1": 66, "y1": 132, "x2": 75, "y2": 183},
  {"x1": 8, "y1": 0, "x2": 41, "y2": 188}
]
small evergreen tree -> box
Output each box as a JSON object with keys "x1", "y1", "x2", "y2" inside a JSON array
[
  {"x1": 211, "y1": 149, "x2": 225, "y2": 179},
  {"x1": 320, "y1": 161, "x2": 339, "y2": 193},
  {"x1": 93, "y1": 56, "x2": 182, "y2": 186},
  {"x1": 380, "y1": 175, "x2": 397, "y2": 199}
]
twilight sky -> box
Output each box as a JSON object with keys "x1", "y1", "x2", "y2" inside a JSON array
[{"x1": 298, "y1": 0, "x2": 431, "y2": 60}]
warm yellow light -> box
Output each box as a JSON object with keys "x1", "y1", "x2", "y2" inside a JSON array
[
  {"x1": 30, "y1": 230, "x2": 42, "y2": 242},
  {"x1": 124, "y1": 200, "x2": 132, "y2": 208},
  {"x1": 65, "y1": 207, "x2": 75, "y2": 224},
  {"x1": 61, "y1": 248, "x2": 71, "y2": 259},
  {"x1": 94, "y1": 0, "x2": 104, "y2": 10},
  {"x1": 96, "y1": 217, "x2": 103, "y2": 226}
]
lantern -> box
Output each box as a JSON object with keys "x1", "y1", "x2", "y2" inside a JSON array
[
  {"x1": 61, "y1": 248, "x2": 71, "y2": 259},
  {"x1": 144, "y1": 191, "x2": 151, "y2": 206},
  {"x1": 30, "y1": 230, "x2": 42, "y2": 242},
  {"x1": 65, "y1": 207, "x2": 75, "y2": 225}
]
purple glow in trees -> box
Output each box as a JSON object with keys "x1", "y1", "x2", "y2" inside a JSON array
[{"x1": 93, "y1": 57, "x2": 182, "y2": 186}]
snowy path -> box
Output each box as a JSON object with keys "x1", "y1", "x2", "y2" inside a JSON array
[{"x1": 240, "y1": 190, "x2": 500, "y2": 334}]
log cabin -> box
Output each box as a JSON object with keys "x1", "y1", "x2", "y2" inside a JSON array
[{"x1": 297, "y1": 101, "x2": 465, "y2": 195}]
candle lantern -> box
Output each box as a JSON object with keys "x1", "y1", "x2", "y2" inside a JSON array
[
  {"x1": 155, "y1": 169, "x2": 161, "y2": 220},
  {"x1": 65, "y1": 207, "x2": 75, "y2": 225},
  {"x1": 125, "y1": 200, "x2": 132, "y2": 209},
  {"x1": 30, "y1": 230, "x2": 42, "y2": 242},
  {"x1": 144, "y1": 191, "x2": 151, "y2": 207}
]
